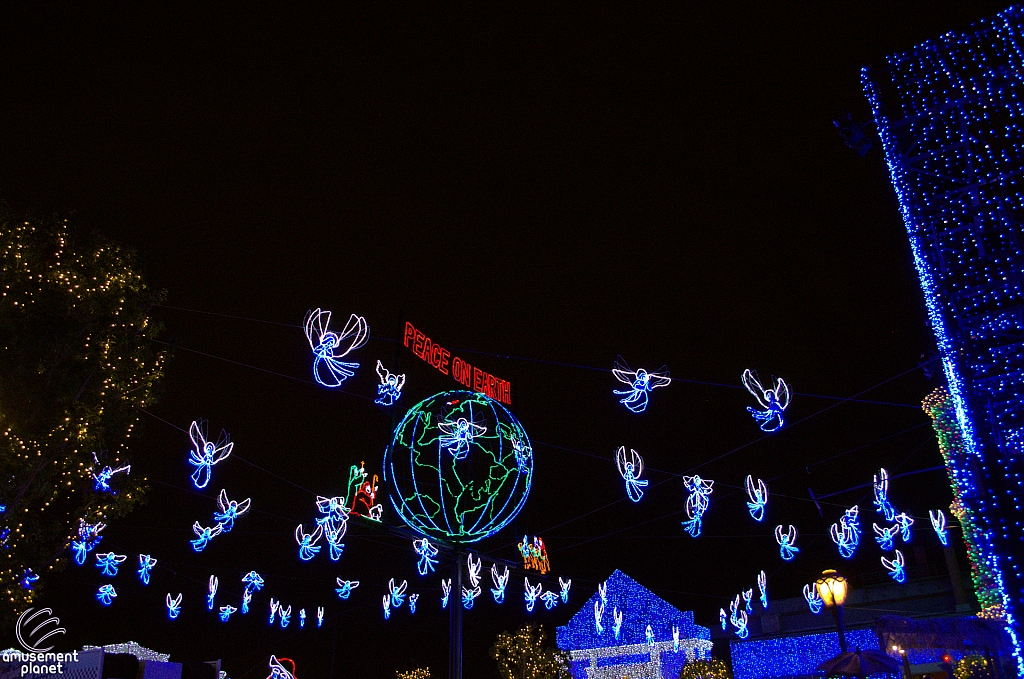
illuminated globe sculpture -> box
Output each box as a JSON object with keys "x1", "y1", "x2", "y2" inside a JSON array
[{"x1": 384, "y1": 390, "x2": 533, "y2": 544}]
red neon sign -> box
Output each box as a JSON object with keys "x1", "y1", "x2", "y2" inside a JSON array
[{"x1": 403, "y1": 321, "x2": 512, "y2": 405}]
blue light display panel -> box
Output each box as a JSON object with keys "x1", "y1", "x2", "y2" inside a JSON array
[{"x1": 730, "y1": 629, "x2": 880, "y2": 679}]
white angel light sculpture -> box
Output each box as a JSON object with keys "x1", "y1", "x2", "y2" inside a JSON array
[
  {"x1": 744, "y1": 475, "x2": 768, "y2": 521},
  {"x1": 303, "y1": 309, "x2": 369, "y2": 387},
  {"x1": 375, "y1": 360, "x2": 406, "y2": 406},
  {"x1": 188, "y1": 419, "x2": 234, "y2": 489},
  {"x1": 439, "y1": 417, "x2": 487, "y2": 460},
  {"x1": 741, "y1": 369, "x2": 790, "y2": 432},
  {"x1": 929, "y1": 509, "x2": 948, "y2": 546},
  {"x1": 615, "y1": 446, "x2": 649, "y2": 503},
  {"x1": 612, "y1": 356, "x2": 671, "y2": 414},
  {"x1": 213, "y1": 489, "x2": 251, "y2": 532},
  {"x1": 681, "y1": 475, "x2": 714, "y2": 537},
  {"x1": 775, "y1": 524, "x2": 799, "y2": 561}
]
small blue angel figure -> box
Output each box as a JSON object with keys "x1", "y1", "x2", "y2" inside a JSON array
[
  {"x1": 559, "y1": 577, "x2": 571, "y2": 604},
  {"x1": 70, "y1": 519, "x2": 106, "y2": 565},
  {"x1": 375, "y1": 360, "x2": 406, "y2": 406},
  {"x1": 594, "y1": 600, "x2": 605, "y2": 634},
  {"x1": 303, "y1": 309, "x2": 369, "y2": 387},
  {"x1": 207, "y1": 575, "x2": 218, "y2": 610},
  {"x1": 95, "y1": 552, "x2": 127, "y2": 577},
  {"x1": 511, "y1": 436, "x2": 533, "y2": 474},
  {"x1": 409, "y1": 593, "x2": 419, "y2": 614},
  {"x1": 742, "y1": 369, "x2": 790, "y2": 432},
  {"x1": 462, "y1": 585, "x2": 481, "y2": 610},
  {"x1": 775, "y1": 524, "x2": 799, "y2": 561},
  {"x1": 269, "y1": 598, "x2": 280, "y2": 625},
  {"x1": 335, "y1": 578, "x2": 360, "y2": 599},
  {"x1": 758, "y1": 570, "x2": 768, "y2": 609},
  {"x1": 615, "y1": 447, "x2": 649, "y2": 503},
  {"x1": 742, "y1": 588, "x2": 753, "y2": 614},
  {"x1": 673, "y1": 625, "x2": 681, "y2": 652},
  {"x1": 541, "y1": 591, "x2": 559, "y2": 610},
  {"x1": 466, "y1": 553, "x2": 483, "y2": 588},
  {"x1": 96, "y1": 584, "x2": 117, "y2": 606},
  {"x1": 830, "y1": 522, "x2": 856, "y2": 559},
  {"x1": 681, "y1": 475, "x2": 714, "y2": 538},
  {"x1": 612, "y1": 356, "x2": 671, "y2": 414},
  {"x1": 929, "y1": 509, "x2": 949, "y2": 546},
  {"x1": 881, "y1": 550, "x2": 906, "y2": 584},
  {"x1": 719, "y1": 608, "x2": 727, "y2": 630},
  {"x1": 279, "y1": 605, "x2": 292, "y2": 628},
  {"x1": 491, "y1": 564, "x2": 510, "y2": 603},
  {"x1": 317, "y1": 606, "x2": 324, "y2": 628},
  {"x1": 191, "y1": 522, "x2": 223, "y2": 552},
  {"x1": 438, "y1": 417, "x2": 487, "y2": 460},
  {"x1": 242, "y1": 570, "x2": 265, "y2": 593},
  {"x1": 213, "y1": 489, "x2": 251, "y2": 532},
  {"x1": 389, "y1": 578, "x2": 408, "y2": 608},
  {"x1": 803, "y1": 584, "x2": 823, "y2": 614},
  {"x1": 242, "y1": 589, "x2": 252, "y2": 615},
  {"x1": 413, "y1": 538, "x2": 439, "y2": 576},
  {"x1": 294, "y1": 523, "x2": 324, "y2": 561},
  {"x1": 744, "y1": 475, "x2": 768, "y2": 522},
  {"x1": 614, "y1": 608, "x2": 624, "y2": 640},
  {"x1": 91, "y1": 453, "x2": 131, "y2": 494},
  {"x1": 188, "y1": 420, "x2": 234, "y2": 490},
  {"x1": 646, "y1": 624, "x2": 656, "y2": 647},
  {"x1": 137, "y1": 554, "x2": 157, "y2": 585},
  {"x1": 524, "y1": 578, "x2": 542, "y2": 613},
  {"x1": 219, "y1": 605, "x2": 237, "y2": 622},
  {"x1": 841, "y1": 505, "x2": 862, "y2": 541},
  {"x1": 873, "y1": 523, "x2": 898, "y2": 551},
  {"x1": 166, "y1": 593, "x2": 182, "y2": 619},
  {"x1": 382, "y1": 595, "x2": 391, "y2": 620},
  {"x1": 316, "y1": 495, "x2": 349, "y2": 525},
  {"x1": 441, "y1": 579, "x2": 452, "y2": 609},
  {"x1": 729, "y1": 609, "x2": 749, "y2": 639},
  {"x1": 893, "y1": 512, "x2": 914, "y2": 542},
  {"x1": 873, "y1": 468, "x2": 897, "y2": 521},
  {"x1": 299, "y1": 609, "x2": 306, "y2": 628},
  {"x1": 20, "y1": 569, "x2": 39, "y2": 590}
]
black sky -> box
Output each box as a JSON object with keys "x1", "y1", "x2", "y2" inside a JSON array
[{"x1": 0, "y1": 3, "x2": 1014, "y2": 678}]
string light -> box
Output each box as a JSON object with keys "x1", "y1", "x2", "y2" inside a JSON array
[
  {"x1": 744, "y1": 476, "x2": 768, "y2": 522},
  {"x1": 462, "y1": 585, "x2": 481, "y2": 610},
  {"x1": 383, "y1": 594, "x2": 391, "y2": 620},
  {"x1": 929, "y1": 509, "x2": 949, "y2": 546},
  {"x1": 524, "y1": 578, "x2": 542, "y2": 612},
  {"x1": 646, "y1": 624, "x2": 655, "y2": 646},
  {"x1": 802, "y1": 584, "x2": 822, "y2": 614},
  {"x1": 279, "y1": 605, "x2": 291, "y2": 628},
  {"x1": 375, "y1": 360, "x2": 406, "y2": 406},
  {"x1": 389, "y1": 578, "x2": 408, "y2": 607},
  {"x1": 317, "y1": 606, "x2": 324, "y2": 628},
  {"x1": 741, "y1": 369, "x2": 790, "y2": 432},
  {"x1": 593, "y1": 599, "x2": 605, "y2": 634},
  {"x1": 611, "y1": 356, "x2": 671, "y2": 414},
  {"x1": 219, "y1": 605, "x2": 237, "y2": 622},
  {"x1": 729, "y1": 608, "x2": 749, "y2": 639},
  {"x1": 409, "y1": 593, "x2": 419, "y2": 614},
  {"x1": 269, "y1": 598, "x2": 279, "y2": 625},
  {"x1": 518, "y1": 536, "x2": 550, "y2": 574},
  {"x1": 719, "y1": 608, "x2": 726, "y2": 630},
  {"x1": 541, "y1": 591, "x2": 559, "y2": 610},
  {"x1": 242, "y1": 589, "x2": 252, "y2": 614},
  {"x1": 774, "y1": 525, "x2": 799, "y2": 560},
  {"x1": 491, "y1": 564, "x2": 510, "y2": 603},
  {"x1": 345, "y1": 463, "x2": 383, "y2": 522},
  {"x1": 70, "y1": 520, "x2": 105, "y2": 566},
  {"x1": 615, "y1": 447, "x2": 649, "y2": 502},
  {"x1": 96, "y1": 584, "x2": 116, "y2": 605},
  {"x1": 681, "y1": 475, "x2": 714, "y2": 537},
  {"x1": 731, "y1": 629, "x2": 878, "y2": 678},
  {"x1": 187, "y1": 420, "x2": 233, "y2": 490},
  {"x1": 893, "y1": 511, "x2": 914, "y2": 542},
  {"x1": 95, "y1": 552, "x2": 127, "y2": 577},
  {"x1": 441, "y1": 579, "x2": 452, "y2": 608},
  {"x1": 20, "y1": 569, "x2": 38, "y2": 590},
  {"x1": 413, "y1": 538, "x2": 438, "y2": 575},
  {"x1": 242, "y1": 571, "x2": 265, "y2": 592},
  {"x1": 757, "y1": 571, "x2": 767, "y2": 609},
  {"x1": 303, "y1": 309, "x2": 368, "y2": 387},
  {"x1": 872, "y1": 468, "x2": 897, "y2": 521},
  {"x1": 829, "y1": 505, "x2": 861, "y2": 559},
  {"x1": 742, "y1": 589, "x2": 753, "y2": 614},
  {"x1": 438, "y1": 417, "x2": 487, "y2": 460},
  {"x1": 207, "y1": 576, "x2": 218, "y2": 611},
  {"x1": 299, "y1": 609, "x2": 306, "y2": 627},
  {"x1": 873, "y1": 523, "x2": 898, "y2": 551},
  {"x1": 294, "y1": 523, "x2": 323, "y2": 561},
  {"x1": 466, "y1": 554, "x2": 482, "y2": 588},
  {"x1": 213, "y1": 489, "x2": 251, "y2": 532},
  {"x1": 137, "y1": 555, "x2": 156, "y2": 585},
  {"x1": 166, "y1": 593, "x2": 181, "y2": 619},
  {"x1": 559, "y1": 577, "x2": 571, "y2": 603},
  {"x1": 881, "y1": 550, "x2": 906, "y2": 584},
  {"x1": 191, "y1": 522, "x2": 223, "y2": 552},
  {"x1": 90, "y1": 453, "x2": 130, "y2": 494},
  {"x1": 613, "y1": 607, "x2": 624, "y2": 640}
]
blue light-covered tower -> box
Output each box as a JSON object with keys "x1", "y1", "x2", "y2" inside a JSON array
[{"x1": 863, "y1": 6, "x2": 1024, "y2": 668}]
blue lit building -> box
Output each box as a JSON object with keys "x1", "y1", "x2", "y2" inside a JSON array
[
  {"x1": 862, "y1": 5, "x2": 1024, "y2": 669},
  {"x1": 556, "y1": 570, "x2": 712, "y2": 679}
]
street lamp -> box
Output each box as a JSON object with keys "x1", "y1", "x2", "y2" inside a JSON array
[{"x1": 816, "y1": 569, "x2": 849, "y2": 653}]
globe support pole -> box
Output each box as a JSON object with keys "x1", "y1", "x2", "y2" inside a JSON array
[{"x1": 449, "y1": 551, "x2": 464, "y2": 679}]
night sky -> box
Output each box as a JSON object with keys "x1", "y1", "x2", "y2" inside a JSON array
[{"x1": 0, "y1": 4, "x2": 1013, "y2": 678}]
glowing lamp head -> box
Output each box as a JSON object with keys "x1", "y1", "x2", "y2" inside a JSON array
[{"x1": 815, "y1": 570, "x2": 848, "y2": 607}]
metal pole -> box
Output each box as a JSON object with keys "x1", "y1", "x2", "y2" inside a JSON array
[
  {"x1": 834, "y1": 605, "x2": 848, "y2": 654},
  {"x1": 449, "y1": 552, "x2": 464, "y2": 679}
]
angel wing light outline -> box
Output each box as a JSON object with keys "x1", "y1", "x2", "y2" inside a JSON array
[
  {"x1": 304, "y1": 309, "x2": 369, "y2": 387},
  {"x1": 612, "y1": 356, "x2": 671, "y2": 414}
]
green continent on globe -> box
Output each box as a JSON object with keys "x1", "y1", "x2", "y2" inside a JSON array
[{"x1": 384, "y1": 390, "x2": 533, "y2": 543}]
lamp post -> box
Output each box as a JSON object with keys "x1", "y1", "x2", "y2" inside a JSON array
[{"x1": 815, "y1": 569, "x2": 849, "y2": 654}]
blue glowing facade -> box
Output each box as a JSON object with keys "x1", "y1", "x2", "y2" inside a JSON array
[
  {"x1": 730, "y1": 629, "x2": 880, "y2": 679},
  {"x1": 557, "y1": 570, "x2": 711, "y2": 679},
  {"x1": 863, "y1": 8, "x2": 1024, "y2": 664}
]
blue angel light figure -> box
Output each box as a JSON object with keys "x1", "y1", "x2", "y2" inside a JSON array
[
  {"x1": 96, "y1": 584, "x2": 117, "y2": 606},
  {"x1": 438, "y1": 417, "x2": 487, "y2": 460},
  {"x1": 213, "y1": 489, "x2": 251, "y2": 532},
  {"x1": 541, "y1": 591, "x2": 559, "y2": 610},
  {"x1": 137, "y1": 554, "x2": 157, "y2": 585},
  {"x1": 279, "y1": 605, "x2": 292, "y2": 628},
  {"x1": 929, "y1": 509, "x2": 949, "y2": 546},
  {"x1": 882, "y1": 550, "x2": 906, "y2": 583},
  {"x1": 830, "y1": 522, "x2": 856, "y2": 559},
  {"x1": 803, "y1": 584, "x2": 823, "y2": 614},
  {"x1": 335, "y1": 578, "x2": 360, "y2": 599},
  {"x1": 742, "y1": 369, "x2": 790, "y2": 432},
  {"x1": 873, "y1": 468, "x2": 897, "y2": 521},
  {"x1": 413, "y1": 538, "x2": 439, "y2": 576},
  {"x1": 758, "y1": 570, "x2": 768, "y2": 609},
  {"x1": 70, "y1": 519, "x2": 106, "y2": 566},
  {"x1": 441, "y1": 579, "x2": 452, "y2": 609},
  {"x1": 841, "y1": 505, "x2": 861, "y2": 541},
  {"x1": 382, "y1": 595, "x2": 391, "y2": 620},
  {"x1": 774, "y1": 525, "x2": 799, "y2": 561},
  {"x1": 594, "y1": 599, "x2": 605, "y2": 634},
  {"x1": 207, "y1": 575, "x2": 218, "y2": 611},
  {"x1": 409, "y1": 593, "x2": 419, "y2": 614},
  {"x1": 269, "y1": 598, "x2": 279, "y2": 625},
  {"x1": 681, "y1": 475, "x2": 714, "y2": 537},
  {"x1": 191, "y1": 522, "x2": 223, "y2": 552},
  {"x1": 612, "y1": 356, "x2": 671, "y2": 414},
  {"x1": 512, "y1": 436, "x2": 533, "y2": 473},
  {"x1": 242, "y1": 570, "x2": 265, "y2": 593},
  {"x1": 524, "y1": 578, "x2": 542, "y2": 613},
  {"x1": 299, "y1": 609, "x2": 306, "y2": 627},
  {"x1": 893, "y1": 512, "x2": 914, "y2": 542},
  {"x1": 242, "y1": 589, "x2": 252, "y2": 615},
  {"x1": 719, "y1": 608, "x2": 727, "y2": 630},
  {"x1": 744, "y1": 475, "x2": 768, "y2": 522},
  {"x1": 20, "y1": 569, "x2": 39, "y2": 590},
  {"x1": 730, "y1": 609, "x2": 749, "y2": 639},
  {"x1": 462, "y1": 585, "x2": 481, "y2": 610},
  {"x1": 598, "y1": 581, "x2": 607, "y2": 604},
  {"x1": 375, "y1": 360, "x2": 406, "y2": 406},
  {"x1": 95, "y1": 552, "x2": 127, "y2": 577},
  {"x1": 673, "y1": 626, "x2": 680, "y2": 652},
  {"x1": 188, "y1": 420, "x2": 234, "y2": 490},
  {"x1": 646, "y1": 624, "x2": 655, "y2": 646},
  {"x1": 315, "y1": 495, "x2": 349, "y2": 561},
  {"x1": 219, "y1": 605, "x2": 237, "y2": 622},
  {"x1": 294, "y1": 523, "x2": 323, "y2": 561},
  {"x1": 317, "y1": 606, "x2": 324, "y2": 628},
  {"x1": 613, "y1": 608, "x2": 624, "y2": 640},
  {"x1": 166, "y1": 593, "x2": 182, "y2": 619},
  {"x1": 873, "y1": 523, "x2": 898, "y2": 551},
  {"x1": 303, "y1": 309, "x2": 369, "y2": 387},
  {"x1": 389, "y1": 578, "x2": 408, "y2": 608},
  {"x1": 742, "y1": 589, "x2": 753, "y2": 614},
  {"x1": 559, "y1": 577, "x2": 571, "y2": 604},
  {"x1": 466, "y1": 553, "x2": 483, "y2": 588},
  {"x1": 615, "y1": 447, "x2": 649, "y2": 503},
  {"x1": 491, "y1": 564, "x2": 509, "y2": 603},
  {"x1": 91, "y1": 453, "x2": 131, "y2": 494}
]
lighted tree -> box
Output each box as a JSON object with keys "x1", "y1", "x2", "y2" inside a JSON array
[
  {"x1": 395, "y1": 669, "x2": 430, "y2": 679},
  {"x1": 0, "y1": 205, "x2": 167, "y2": 620},
  {"x1": 680, "y1": 659, "x2": 733, "y2": 679},
  {"x1": 492, "y1": 625, "x2": 571, "y2": 679}
]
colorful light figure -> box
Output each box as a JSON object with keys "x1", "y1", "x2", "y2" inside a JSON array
[
  {"x1": 462, "y1": 585, "x2": 481, "y2": 610},
  {"x1": 646, "y1": 624, "x2": 655, "y2": 647},
  {"x1": 466, "y1": 554, "x2": 482, "y2": 588},
  {"x1": 873, "y1": 523, "x2": 898, "y2": 551},
  {"x1": 491, "y1": 564, "x2": 509, "y2": 603},
  {"x1": 802, "y1": 584, "x2": 823, "y2": 614},
  {"x1": 96, "y1": 584, "x2": 116, "y2": 606},
  {"x1": 613, "y1": 607, "x2": 624, "y2": 640},
  {"x1": 187, "y1": 419, "x2": 234, "y2": 490},
  {"x1": 612, "y1": 356, "x2": 671, "y2": 414},
  {"x1": 882, "y1": 550, "x2": 907, "y2": 584},
  {"x1": 303, "y1": 309, "x2": 368, "y2": 387},
  {"x1": 873, "y1": 468, "x2": 897, "y2": 521},
  {"x1": 219, "y1": 605, "x2": 237, "y2": 622},
  {"x1": 279, "y1": 605, "x2": 291, "y2": 628},
  {"x1": 346, "y1": 463, "x2": 383, "y2": 522},
  {"x1": 615, "y1": 447, "x2": 649, "y2": 503},
  {"x1": 741, "y1": 369, "x2": 790, "y2": 432},
  {"x1": 269, "y1": 598, "x2": 279, "y2": 625},
  {"x1": 757, "y1": 570, "x2": 768, "y2": 609},
  {"x1": 594, "y1": 599, "x2": 605, "y2": 634},
  {"x1": 207, "y1": 576, "x2": 218, "y2": 611},
  {"x1": 213, "y1": 489, "x2": 251, "y2": 532},
  {"x1": 91, "y1": 453, "x2": 131, "y2": 494},
  {"x1": 409, "y1": 593, "x2": 419, "y2": 614},
  {"x1": 242, "y1": 589, "x2": 252, "y2": 614},
  {"x1": 137, "y1": 554, "x2": 157, "y2": 585},
  {"x1": 242, "y1": 571, "x2": 265, "y2": 593},
  {"x1": 893, "y1": 512, "x2": 914, "y2": 542},
  {"x1": 70, "y1": 519, "x2": 105, "y2": 566},
  {"x1": 299, "y1": 609, "x2": 306, "y2": 628},
  {"x1": 191, "y1": 522, "x2": 223, "y2": 552},
  {"x1": 166, "y1": 593, "x2": 182, "y2": 619},
  {"x1": 541, "y1": 591, "x2": 559, "y2": 610},
  {"x1": 20, "y1": 569, "x2": 38, "y2": 590},
  {"x1": 375, "y1": 360, "x2": 406, "y2": 406},
  {"x1": 413, "y1": 538, "x2": 439, "y2": 575},
  {"x1": 438, "y1": 417, "x2": 487, "y2": 460},
  {"x1": 389, "y1": 579, "x2": 408, "y2": 608},
  {"x1": 559, "y1": 577, "x2": 571, "y2": 604},
  {"x1": 95, "y1": 552, "x2": 127, "y2": 577},
  {"x1": 744, "y1": 475, "x2": 768, "y2": 522},
  {"x1": 518, "y1": 535, "x2": 550, "y2": 574},
  {"x1": 774, "y1": 525, "x2": 799, "y2": 561},
  {"x1": 294, "y1": 523, "x2": 323, "y2": 561},
  {"x1": 524, "y1": 578, "x2": 542, "y2": 612},
  {"x1": 317, "y1": 606, "x2": 324, "y2": 628},
  {"x1": 681, "y1": 475, "x2": 714, "y2": 538},
  {"x1": 441, "y1": 579, "x2": 452, "y2": 608},
  {"x1": 267, "y1": 657, "x2": 294, "y2": 679},
  {"x1": 929, "y1": 509, "x2": 949, "y2": 546}
]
